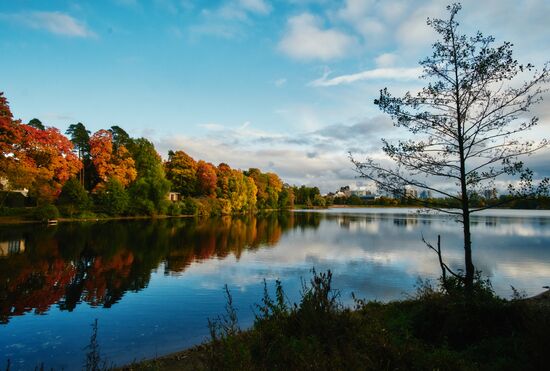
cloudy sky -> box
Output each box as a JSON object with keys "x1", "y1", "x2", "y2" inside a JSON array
[{"x1": 1, "y1": 0, "x2": 549, "y2": 192}]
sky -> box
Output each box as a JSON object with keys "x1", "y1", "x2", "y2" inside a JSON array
[{"x1": 1, "y1": 0, "x2": 549, "y2": 193}]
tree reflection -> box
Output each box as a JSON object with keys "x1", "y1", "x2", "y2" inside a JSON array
[{"x1": 0, "y1": 212, "x2": 319, "y2": 323}]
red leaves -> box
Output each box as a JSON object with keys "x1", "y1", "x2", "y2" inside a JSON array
[{"x1": 1, "y1": 93, "x2": 81, "y2": 201}]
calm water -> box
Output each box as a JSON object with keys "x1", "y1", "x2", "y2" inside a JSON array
[{"x1": 1, "y1": 208, "x2": 549, "y2": 369}]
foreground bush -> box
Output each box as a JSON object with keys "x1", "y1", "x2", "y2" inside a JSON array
[{"x1": 203, "y1": 271, "x2": 550, "y2": 371}]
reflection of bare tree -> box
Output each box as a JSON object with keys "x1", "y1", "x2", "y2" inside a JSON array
[{"x1": 0, "y1": 212, "x2": 320, "y2": 323}]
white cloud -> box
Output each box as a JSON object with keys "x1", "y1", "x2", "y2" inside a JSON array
[
  {"x1": 309, "y1": 67, "x2": 422, "y2": 87},
  {"x1": 274, "y1": 78, "x2": 287, "y2": 87},
  {"x1": 375, "y1": 53, "x2": 397, "y2": 67},
  {"x1": 332, "y1": 0, "x2": 388, "y2": 42},
  {"x1": 188, "y1": 0, "x2": 271, "y2": 39},
  {"x1": 0, "y1": 11, "x2": 96, "y2": 38},
  {"x1": 238, "y1": 0, "x2": 272, "y2": 15},
  {"x1": 336, "y1": 0, "x2": 373, "y2": 22},
  {"x1": 395, "y1": 3, "x2": 443, "y2": 47},
  {"x1": 278, "y1": 13, "x2": 356, "y2": 61}
]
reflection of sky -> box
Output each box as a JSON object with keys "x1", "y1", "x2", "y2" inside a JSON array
[{"x1": 1, "y1": 208, "x2": 550, "y2": 369}]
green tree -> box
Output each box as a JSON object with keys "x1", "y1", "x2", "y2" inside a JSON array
[
  {"x1": 28, "y1": 118, "x2": 45, "y2": 130},
  {"x1": 128, "y1": 176, "x2": 170, "y2": 215},
  {"x1": 352, "y1": 4, "x2": 549, "y2": 291},
  {"x1": 57, "y1": 177, "x2": 91, "y2": 216},
  {"x1": 95, "y1": 178, "x2": 129, "y2": 216},
  {"x1": 109, "y1": 125, "x2": 131, "y2": 150},
  {"x1": 66, "y1": 122, "x2": 93, "y2": 189},
  {"x1": 165, "y1": 150, "x2": 197, "y2": 196},
  {"x1": 312, "y1": 194, "x2": 326, "y2": 207},
  {"x1": 278, "y1": 185, "x2": 295, "y2": 209},
  {"x1": 126, "y1": 138, "x2": 171, "y2": 214}
]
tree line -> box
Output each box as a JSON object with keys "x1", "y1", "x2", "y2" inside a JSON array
[{"x1": 0, "y1": 92, "x2": 321, "y2": 218}]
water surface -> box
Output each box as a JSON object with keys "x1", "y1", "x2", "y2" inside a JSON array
[{"x1": 1, "y1": 208, "x2": 549, "y2": 369}]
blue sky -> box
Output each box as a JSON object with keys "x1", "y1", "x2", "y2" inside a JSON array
[{"x1": 1, "y1": 0, "x2": 549, "y2": 192}]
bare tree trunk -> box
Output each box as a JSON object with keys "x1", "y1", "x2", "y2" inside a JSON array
[
  {"x1": 459, "y1": 134, "x2": 475, "y2": 291},
  {"x1": 462, "y1": 207, "x2": 474, "y2": 291}
]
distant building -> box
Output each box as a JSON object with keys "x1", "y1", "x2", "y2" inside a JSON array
[
  {"x1": 334, "y1": 184, "x2": 380, "y2": 200},
  {"x1": 167, "y1": 192, "x2": 181, "y2": 202},
  {"x1": 419, "y1": 190, "x2": 433, "y2": 199},
  {"x1": 0, "y1": 177, "x2": 29, "y2": 197},
  {"x1": 403, "y1": 186, "x2": 418, "y2": 198},
  {"x1": 340, "y1": 186, "x2": 351, "y2": 197}
]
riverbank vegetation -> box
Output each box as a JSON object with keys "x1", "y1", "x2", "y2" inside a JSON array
[
  {"x1": 1, "y1": 93, "x2": 333, "y2": 221},
  {"x1": 331, "y1": 194, "x2": 550, "y2": 210},
  {"x1": 122, "y1": 270, "x2": 549, "y2": 371}
]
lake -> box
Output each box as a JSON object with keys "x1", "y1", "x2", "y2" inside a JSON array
[{"x1": 1, "y1": 208, "x2": 549, "y2": 369}]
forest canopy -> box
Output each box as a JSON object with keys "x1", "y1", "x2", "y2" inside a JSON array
[{"x1": 0, "y1": 92, "x2": 301, "y2": 217}]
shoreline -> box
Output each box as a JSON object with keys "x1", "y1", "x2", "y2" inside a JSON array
[
  {"x1": 0, "y1": 214, "x2": 196, "y2": 225},
  {"x1": 2, "y1": 205, "x2": 550, "y2": 225},
  {"x1": 0, "y1": 209, "x2": 290, "y2": 226},
  {"x1": 118, "y1": 288, "x2": 550, "y2": 370}
]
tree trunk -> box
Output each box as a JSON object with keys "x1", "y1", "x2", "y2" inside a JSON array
[
  {"x1": 451, "y1": 25, "x2": 475, "y2": 293},
  {"x1": 462, "y1": 207, "x2": 475, "y2": 291}
]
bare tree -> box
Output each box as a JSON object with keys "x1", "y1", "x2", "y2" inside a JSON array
[{"x1": 352, "y1": 3, "x2": 549, "y2": 291}]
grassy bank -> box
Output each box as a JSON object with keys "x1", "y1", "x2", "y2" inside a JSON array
[{"x1": 120, "y1": 272, "x2": 550, "y2": 371}]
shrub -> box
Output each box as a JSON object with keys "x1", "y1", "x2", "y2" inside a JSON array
[
  {"x1": 33, "y1": 204, "x2": 60, "y2": 221},
  {"x1": 167, "y1": 201, "x2": 181, "y2": 216},
  {"x1": 57, "y1": 178, "x2": 91, "y2": 216},
  {"x1": 94, "y1": 178, "x2": 129, "y2": 216},
  {"x1": 181, "y1": 197, "x2": 198, "y2": 215}
]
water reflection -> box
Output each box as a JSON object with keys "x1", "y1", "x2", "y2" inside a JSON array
[
  {"x1": 1, "y1": 208, "x2": 549, "y2": 369},
  {"x1": 0, "y1": 213, "x2": 321, "y2": 324}
]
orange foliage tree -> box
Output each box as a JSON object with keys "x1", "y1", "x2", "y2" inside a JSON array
[
  {"x1": 0, "y1": 93, "x2": 31, "y2": 191},
  {"x1": 23, "y1": 125, "x2": 82, "y2": 202},
  {"x1": 1, "y1": 93, "x2": 81, "y2": 201},
  {"x1": 196, "y1": 160, "x2": 217, "y2": 197},
  {"x1": 89, "y1": 129, "x2": 137, "y2": 189}
]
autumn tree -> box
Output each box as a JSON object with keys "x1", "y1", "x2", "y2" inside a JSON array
[
  {"x1": 196, "y1": 160, "x2": 218, "y2": 197},
  {"x1": 1, "y1": 99, "x2": 81, "y2": 203},
  {"x1": 226, "y1": 169, "x2": 256, "y2": 212},
  {"x1": 266, "y1": 172, "x2": 283, "y2": 209},
  {"x1": 165, "y1": 150, "x2": 197, "y2": 196},
  {"x1": 246, "y1": 168, "x2": 268, "y2": 209},
  {"x1": 23, "y1": 125, "x2": 82, "y2": 202},
  {"x1": 0, "y1": 93, "x2": 32, "y2": 195},
  {"x1": 89, "y1": 129, "x2": 137, "y2": 189},
  {"x1": 352, "y1": 4, "x2": 549, "y2": 291}
]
